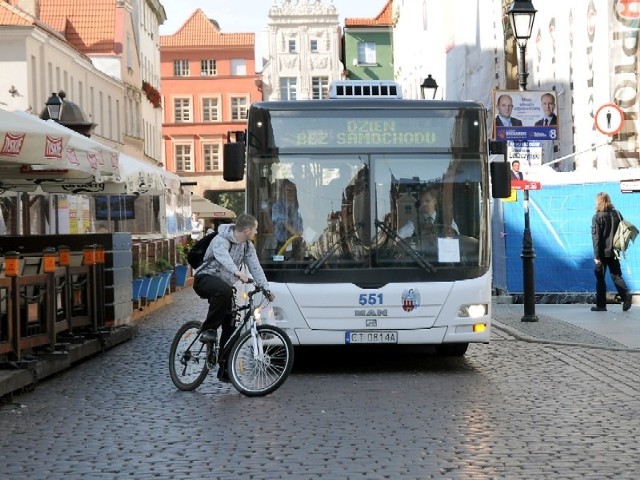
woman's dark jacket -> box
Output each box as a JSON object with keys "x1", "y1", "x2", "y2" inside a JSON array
[{"x1": 591, "y1": 209, "x2": 622, "y2": 259}]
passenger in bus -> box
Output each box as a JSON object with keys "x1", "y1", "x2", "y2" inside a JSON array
[
  {"x1": 190, "y1": 213, "x2": 204, "y2": 241},
  {"x1": 271, "y1": 179, "x2": 304, "y2": 256},
  {"x1": 397, "y1": 187, "x2": 459, "y2": 241}
]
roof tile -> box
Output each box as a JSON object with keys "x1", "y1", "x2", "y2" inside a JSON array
[
  {"x1": 0, "y1": 2, "x2": 36, "y2": 26},
  {"x1": 160, "y1": 9, "x2": 254, "y2": 48},
  {"x1": 345, "y1": 0, "x2": 393, "y2": 27},
  {"x1": 37, "y1": 0, "x2": 117, "y2": 54}
]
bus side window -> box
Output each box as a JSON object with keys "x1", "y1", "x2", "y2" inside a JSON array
[{"x1": 258, "y1": 181, "x2": 277, "y2": 260}]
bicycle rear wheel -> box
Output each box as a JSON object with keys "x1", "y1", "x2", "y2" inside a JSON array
[
  {"x1": 228, "y1": 324, "x2": 294, "y2": 397},
  {"x1": 169, "y1": 321, "x2": 210, "y2": 391}
]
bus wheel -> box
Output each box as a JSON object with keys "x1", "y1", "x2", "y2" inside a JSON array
[{"x1": 435, "y1": 343, "x2": 468, "y2": 357}]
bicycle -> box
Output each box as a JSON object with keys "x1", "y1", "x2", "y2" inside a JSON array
[{"x1": 169, "y1": 280, "x2": 294, "y2": 397}]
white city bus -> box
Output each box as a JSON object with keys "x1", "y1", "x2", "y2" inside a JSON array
[{"x1": 224, "y1": 81, "x2": 509, "y2": 356}]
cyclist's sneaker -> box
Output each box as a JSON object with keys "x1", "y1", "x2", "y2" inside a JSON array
[
  {"x1": 200, "y1": 329, "x2": 217, "y2": 343},
  {"x1": 217, "y1": 365, "x2": 230, "y2": 383}
]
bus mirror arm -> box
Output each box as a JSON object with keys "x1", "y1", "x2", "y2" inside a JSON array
[{"x1": 375, "y1": 220, "x2": 435, "y2": 273}]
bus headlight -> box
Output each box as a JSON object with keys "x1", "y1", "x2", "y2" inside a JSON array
[
  {"x1": 458, "y1": 304, "x2": 487, "y2": 318},
  {"x1": 255, "y1": 305, "x2": 276, "y2": 325}
]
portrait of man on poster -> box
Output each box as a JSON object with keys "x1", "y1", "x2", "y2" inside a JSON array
[{"x1": 534, "y1": 93, "x2": 558, "y2": 126}]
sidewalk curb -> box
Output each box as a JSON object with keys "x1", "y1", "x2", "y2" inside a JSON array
[
  {"x1": 0, "y1": 325, "x2": 138, "y2": 399},
  {"x1": 492, "y1": 319, "x2": 640, "y2": 353}
]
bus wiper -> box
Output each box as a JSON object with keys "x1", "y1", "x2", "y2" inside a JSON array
[
  {"x1": 305, "y1": 224, "x2": 360, "y2": 275},
  {"x1": 374, "y1": 220, "x2": 436, "y2": 273}
]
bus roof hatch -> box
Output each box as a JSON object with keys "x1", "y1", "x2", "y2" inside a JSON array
[{"x1": 329, "y1": 80, "x2": 403, "y2": 100}]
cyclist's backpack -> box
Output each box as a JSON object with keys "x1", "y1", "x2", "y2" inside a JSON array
[
  {"x1": 613, "y1": 211, "x2": 639, "y2": 259},
  {"x1": 187, "y1": 232, "x2": 217, "y2": 269}
]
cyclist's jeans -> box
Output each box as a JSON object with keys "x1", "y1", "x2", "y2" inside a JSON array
[{"x1": 194, "y1": 274, "x2": 234, "y2": 347}]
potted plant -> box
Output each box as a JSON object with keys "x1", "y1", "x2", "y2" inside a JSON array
[
  {"x1": 144, "y1": 264, "x2": 163, "y2": 303},
  {"x1": 154, "y1": 258, "x2": 174, "y2": 297},
  {"x1": 174, "y1": 243, "x2": 191, "y2": 288},
  {"x1": 154, "y1": 258, "x2": 173, "y2": 272},
  {"x1": 133, "y1": 260, "x2": 154, "y2": 308}
]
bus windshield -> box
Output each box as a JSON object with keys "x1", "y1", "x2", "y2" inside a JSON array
[
  {"x1": 249, "y1": 159, "x2": 489, "y2": 281},
  {"x1": 246, "y1": 104, "x2": 490, "y2": 285}
]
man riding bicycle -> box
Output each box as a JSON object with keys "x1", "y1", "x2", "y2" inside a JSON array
[{"x1": 193, "y1": 213, "x2": 275, "y2": 381}]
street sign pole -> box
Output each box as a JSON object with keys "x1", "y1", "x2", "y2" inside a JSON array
[
  {"x1": 521, "y1": 186, "x2": 538, "y2": 322},
  {"x1": 516, "y1": 144, "x2": 539, "y2": 322}
]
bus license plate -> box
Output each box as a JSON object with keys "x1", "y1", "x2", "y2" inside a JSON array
[{"x1": 345, "y1": 331, "x2": 398, "y2": 344}]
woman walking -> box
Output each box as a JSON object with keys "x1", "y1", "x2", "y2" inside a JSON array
[{"x1": 591, "y1": 192, "x2": 632, "y2": 312}]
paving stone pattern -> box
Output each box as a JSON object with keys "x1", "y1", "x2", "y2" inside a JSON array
[
  {"x1": 0, "y1": 288, "x2": 639, "y2": 479},
  {"x1": 492, "y1": 304, "x2": 627, "y2": 349}
]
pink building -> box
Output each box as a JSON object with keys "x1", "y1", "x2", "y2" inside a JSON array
[{"x1": 160, "y1": 9, "x2": 261, "y2": 198}]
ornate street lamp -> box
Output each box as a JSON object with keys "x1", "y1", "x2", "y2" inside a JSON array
[
  {"x1": 508, "y1": 0, "x2": 537, "y2": 91},
  {"x1": 508, "y1": 0, "x2": 538, "y2": 322},
  {"x1": 40, "y1": 91, "x2": 96, "y2": 137},
  {"x1": 45, "y1": 92, "x2": 64, "y2": 122},
  {"x1": 420, "y1": 74, "x2": 438, "y2": 99}
]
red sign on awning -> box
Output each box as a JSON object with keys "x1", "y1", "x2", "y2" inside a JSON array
[{"x1": 511, "y1": 180, "x2": 542, "y2": 191}]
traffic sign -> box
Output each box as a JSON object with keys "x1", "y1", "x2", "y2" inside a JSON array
[
  {"x1": 620, "y1": 179, "x2": 640, "y2": 193},
  {"x1": 595, "y1": 103, "x2": 624, "y2": 135}
]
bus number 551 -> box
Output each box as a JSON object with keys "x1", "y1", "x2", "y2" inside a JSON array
[{"x1": 359, "y1": 293, "x2": 383, "y2": 305}]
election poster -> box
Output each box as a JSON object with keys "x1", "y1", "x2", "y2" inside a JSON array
[{"x1": 493, "y1": 90, "x2": 559, "y2": 142}]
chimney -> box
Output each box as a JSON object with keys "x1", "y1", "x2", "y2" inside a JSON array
[{"x1": 16, "y1": 0, "x2": 40, "y2": 19}]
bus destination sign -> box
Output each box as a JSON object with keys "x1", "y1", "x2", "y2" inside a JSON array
[{"x1": 273, "y1": 117, "x2": 459, "y2": 149}]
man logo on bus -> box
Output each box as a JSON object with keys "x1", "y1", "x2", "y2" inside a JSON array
[{"x1": 401, "y1": 288, "x2": 421, "y2": 312}]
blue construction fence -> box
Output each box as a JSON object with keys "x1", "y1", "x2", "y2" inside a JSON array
[{"x1": 492, "y1": 181, "x2": 639, "y2": 295}]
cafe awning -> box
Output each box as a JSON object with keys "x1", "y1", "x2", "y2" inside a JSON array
[
  {"x1": 101, "y1": 154, "x2": 181, "y2": 196},
  {"x1": 0, "y1": 109, "x2": 179, "y2": 196},
  {"x1": 0, "y1": 108, "x2": 119, "y2": 192},
  {"x1": 30, "y1": 155, "x2": 182, "y2": 196},
  {"x1": 191, "y1": 195, "x2": 236, "y2": 218}
]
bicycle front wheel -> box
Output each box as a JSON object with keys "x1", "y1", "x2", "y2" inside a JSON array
[
  {"x1": 169, "y1": 321, "x2": 210, "y2": 391},
  {"x1": 228, "y1": 324, "x2": 294, "y2": 397}
]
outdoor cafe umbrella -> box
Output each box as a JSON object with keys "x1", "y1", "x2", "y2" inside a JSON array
[
  {"x1": 18, "y1": 153, "x2": 182, "y2": 196},
  {"x1": 0, "y1": 109, "x2": 119, "y2": 192},
  {"x1": 191, "y1": 194, "x2": 236, "y2": 218},
  {"x1": 101, "y1": 154, "x2": 181, "y2": 196}
]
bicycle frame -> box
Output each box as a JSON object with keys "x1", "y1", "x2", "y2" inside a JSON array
[
  {"x1": 216, "y1": 283, "x2": 269, "y2": 364},
  {"x1": 169, "y1": 280, "x2": 294, "y2": 396}
]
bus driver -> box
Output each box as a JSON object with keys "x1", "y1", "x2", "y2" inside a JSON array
[{"x1": 397, "y1": 187, "x2": 459, "y2": 241}]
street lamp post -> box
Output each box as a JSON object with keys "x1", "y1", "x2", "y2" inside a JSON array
[
  {"x1": 420, "y1": 74, "x2": 438, "y2": 99},
  {"x1": 508, "y1": 0, "x2": 538, "y2": 322}
]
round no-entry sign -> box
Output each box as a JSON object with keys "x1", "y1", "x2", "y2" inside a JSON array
[{"x1": 595, "y1": 103, "x2": 624, "y2": 135}]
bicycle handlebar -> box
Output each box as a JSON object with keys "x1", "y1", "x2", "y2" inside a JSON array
[{"x1": 241, "y1": 278, "x2": 272, "y2": 301}]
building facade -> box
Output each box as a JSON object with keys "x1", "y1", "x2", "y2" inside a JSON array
[
  {"x1": 133, "y1": 0, "x2": 166, "y2": 165},
  {"x1": 343, "y1": 0, "x2": 393, "y2": 81},
  {"x1": 0, "y1": 0, "x2": 185, "y2": 238},
  {"x1": 392, "y1": 0, "x2": 639, "y2": 172},
  {"x1": 160, "y1": 9, "x2": 260, "y2": 198},
  {"x1": 261, "y1": 0, "x2": 343, "y2": 101},
  {"x1": 33, "y1": 0, "x2": 166, "y2": 164},
  {"x1": 0, "y1": 0, "x2": 124, "y2": 149}
]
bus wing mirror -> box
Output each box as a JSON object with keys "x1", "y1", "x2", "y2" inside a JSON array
[
  {"x1": 490, "y1": 161, "x2": 511, "y2": 198},
  {"x1": 223, "y1": 143, "x2": 246, "y2": 181}
]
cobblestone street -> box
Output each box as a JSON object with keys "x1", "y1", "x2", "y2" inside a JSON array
[{"x1": 1, "y1": 288, "x2": 639, "y2": 479}]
